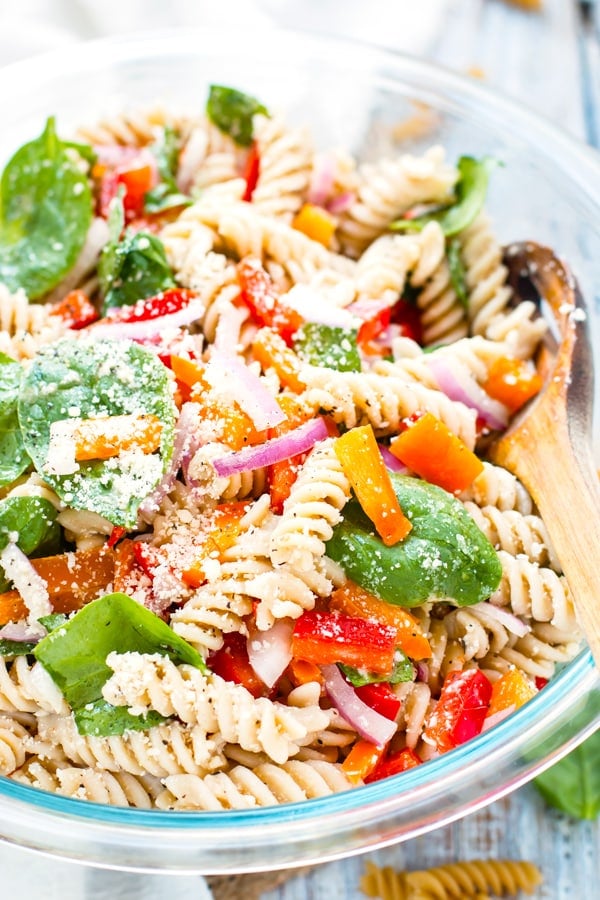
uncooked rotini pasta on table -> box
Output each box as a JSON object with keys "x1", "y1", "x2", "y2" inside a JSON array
[{"x1": 0, "y1": 83, "x2": 582, "y2": 809}]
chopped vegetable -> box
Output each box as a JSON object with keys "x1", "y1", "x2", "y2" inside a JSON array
[
  {"x1": 145, "y1": 126, "x2": 191, "y2": 214},
  {"x1": 428, "y1": 357, "x2": 509, "y2": 431},
  {"x1": 287, "y1": 657, "x2": 323, "y2": 687},
  {"x1": 364, "y1": 747, "x2": 422, "y2": 783},
  {"x1": 208, "y1": 632, "x2": 267, "y2": 698},
  {"x1": 333, "y1": 425, "x2": 413, "y2": 546},
  {"x1": 342, "y1": 739, "x2": 385, "y2": 784},
  {"x1": 246, "y1": 619, "x2": 294, "y2": 689},
  {"x1": 212, "y1": 417, "x2": 328, "y2": 477},
  {"x1": 487, "y1": 668, "x2": 536, "y2": 717},
  {"x1": 340, "y1": 650, "x2": 415, "y2": 689},
  {"x1": 182, "y1": 502, "x2": 247, "y2": 588},
  {"x1": 326, "y1": 475, "x2": 502, "y2": 608},
  {"x1": 322, "y1": 663, "x2": 397, "y2": 748},
  {"x1": 237, "y1": 258, "x2": 303, "y2": 345},
  {"x1": 206, "y1": 85, "x2": 268, "y2": 147},
  {"x1": 291, "y1": 610, "x2": 397, "y2": 674},
  {"x1": 535, "y1": 731, "x2": 600, "y2": 820},
  {"x1": 50, "y1": 289, "x2": 99, "y2": 329},
  {"x1": 204, "y1": 350, "x2": 285, "y2": 432},
  {"x1": 267, "y1": 394, "x2": 311, "y2": 514},
  {"x1": 0, "y1": 117, "x2": 93, "y2": 298},
  {"x1": 446, "y1": 237, "x2": 468, "y2": 308},
  {"x1": 242, "y1": 142, "x2": 260, "y2": 201},
  {"x1": 294, "y1": 322, "x2": 361, "y2": 372},
  {"x1": 423, "y1": 668, "x2": 492, "y2": 753},
  {"x1": 253, "y1": 327, "x2": 306, "y2": 392},
  {"x1": 71, "y1": 413, "x2": 163, "y2": 461},
  {"x1": 99, "y1": 155, "x2": 156, "y2": 221},
  {"x1": 0, "y1": 352, "x2": 30, "y2": 488},
  {"x1": 18, "y1": 337, "x2": 176, "y2": 528},
  {"x1": 292, "y1": 203, "x2": 337, "y2": 247},
  {"x1": 0, "y1": 545, "x2": 115, "y2": 625},
  {"x1": 105, "y1": 287, "x2": 198, "y2": 324},
  {"x1": 330, "y1": 581, "x2": 431, "y2": 660},
  {"x1": 0, "y1": 496, "x2": 60, "y2": 594},
  {"x1": 483, "y1": 356, "x2": 543, "y2": 412},
  {"x1": 98, "y1": 195, "x2": 175, "y2": 313},
  {"x1": 389, "y1": 411, "x2": 484, "y2": 493},
  {"x1": 354, "y1": 682, "x2": 402, "y2": 720}
]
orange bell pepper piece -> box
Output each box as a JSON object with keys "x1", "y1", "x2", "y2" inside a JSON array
[
  {"x1": 329, "y1": 581, "x2": 431, "y2": 660},
  {"x1": 487, "y1": 668, "x2": 536, "y2": 717},
  {"x1": 182, "y1": 502, "x2": 248, "y2": 588},
  {"x1": 0, "y1": 546, "x2": 115, "y2": 625},
  {"x1": 253, "y1": 327, "x2": 306, "y2": 393},
  {"x1": 287, "y1": 658, "x2": 324, "y2": 687},
  {"x1": 483, "y1": 357, "x2": 543, "y2": 413},
  {"x1": 292, "y1": 203, "x2": 337, "y2": 247},
  {"x1": 71, "y1": 413, "x2": 163, "y2": 461},
  {"x1": 49, "y1": 289, "x2": 98, "y2": 329},
  {"x1": 334, "y1": 425, "x2": 412, "y2": 546},
  {"x1": 342, "y1": 739, "x2": 386, "y2": 784},
  {"x1": 389, "y1": 412, "x2": 483, "y2": 494}
]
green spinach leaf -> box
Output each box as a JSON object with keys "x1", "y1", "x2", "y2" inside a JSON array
[
  {"x1": 294, "y1": 323, "x2": 361, "y2": 372},
  {"x1": 326, "y1": 475, "x2": 502, "y2": 608},
  {"x1": 446, "y1": 237, "x2": 469, "y2": 308},
  {"x1": 391, "y1": 156, "x2": 497, "y2": 238},
  {"x1": 340, "y1": 650, "x2": 415, "y2": 687},
  {"x1": 145, "y1": 126, "x2": 191, "y2": 214},
  {"x1": 0, "y1": 117, "x2": 93, "y2": 298},
  {"x1": 207, "y1": 84, "x2": 268, "y2": 147},
  {"x1": 0, "y1": 496, "x2": 60, "y2": 593},
  {"x1": 34, "y1": 592, "x2": 206, "y2": 734},
  {"x1": 74, "y1": 700, "x2": 166, "y2": 737},
  {"x1": 0, "y1": 352, "x2": 30, "y2": 487},
  {"x1": 534, "y1": 730, "x2": 600, "y2": 820},
  {"x1": 98, "y1": 195, "x2": 175, "y2": 313},
  {"x1": 17, "y1": 337, "x2": 176, "y2": 528}
]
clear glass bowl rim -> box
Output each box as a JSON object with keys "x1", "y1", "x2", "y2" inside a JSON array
[{"x1": 0, "y1": 25, "x2": 598, "y2": 874}]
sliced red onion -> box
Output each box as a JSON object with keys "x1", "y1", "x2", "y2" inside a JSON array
[
  {"x1": 308, "y1": 153, "x2": 336, "y2": 207},
  {"x1": 213, "y1": 417, "x2": 328, "y2": 477},
  {"x1": 482, "y1": 705, "x2": 516, "y2": 731},
  {"x1": 322, "y1": 664, "x2": 397, "y2": 749},
  {"x1": 247, "y1": 619, "x2": 294, "y2": 689},
  {"x1": 282, "y1": 284, "x2": 359, "y2": 329},
  {"x1": 476, "y1": 602, "x2": 531, "y2": 638},
  {"x1": 415, "y1": 661, "x2": 430, "y2": 683},
  {"x1": 205, "y1": 351, "x2": 285, "y2": 432},
  {"x1": 214, "y1": 304, "x2": 248, "y2": 354},
  {"x1": 326, "y1": 191, "x2": 356, "y2": 215},
  {"x1": 0, "y1": 621, "x2": 45, "y2": 643},
  {"x1": 91, "y1": 300, "x2": 205, "y2": 340},
  {"x1": 138, "y1": 402, "x2": 202, "y2": 518},
  {"x1": 428, "y1": 357, "x2": 510, "y2": 430},
  {"x1": 378, "y1": 443, "x2": 409, "y2": 474}
]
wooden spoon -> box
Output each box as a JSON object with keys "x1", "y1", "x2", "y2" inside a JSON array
[{"x1": 488, "y1": 241, "x2": 600, "y2": 668}]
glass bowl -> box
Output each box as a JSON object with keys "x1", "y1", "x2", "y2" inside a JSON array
[{"x1": 0, "y1": 26, "x2": 599, "y2": 876}]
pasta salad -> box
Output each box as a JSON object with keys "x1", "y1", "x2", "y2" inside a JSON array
[{"x1": 0, "y1": 85, "x2": 582, "y2": 810}]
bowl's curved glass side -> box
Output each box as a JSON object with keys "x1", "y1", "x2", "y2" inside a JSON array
[
  {"x1": 0, "y1": 653, "x2": 598, "y2": 873},
  {"x1": 0, "y1": 27, "x2": 598, "y2": 872}
]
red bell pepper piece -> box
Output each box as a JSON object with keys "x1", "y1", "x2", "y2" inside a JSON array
[
  {"x1": 237, "y1": 258, "x2": 303, "y2": 346},
  {"x1": 365, "y1": 747, "x2": 422, "y2": 783},
  {"x1": 242, "y1": 142, "x2": 260, "y2": 202},
  {"x1": 535, "y1": 676, "x2": 549, "y2": 691},
  {"x1": 291, "y1": 610, "x2": 397, "y2": 674},
  {"x1": 423, "y1": 668, "x2": 492, "y2": 754},
  {"x1": 348, "y1": 298, "x2": 392, "y2": 349},
  {"x1": 392, "y1": 296, "x2": 423, "y2": 345},
  {"x1": 105, "y1": 287, "x2": 197, "y2": 323},
  {"x1": 208, "y1": 632, "x2": 266, "y2": 698},
  {"x1": 107, "y1": 526, "x2": 127, "y2": 549},
  {"x1": 98, "y1": 154, "x2": 157, "y2": 221},
  {"x1": 49, "y1": 289, "x2": 99, "y2": 329},
  {"x1": 132, "y1": 542, "x2": 162, "y2": 581},
  {"x1": 355, "y1": 682, "x2": 401, "y2": 721}
]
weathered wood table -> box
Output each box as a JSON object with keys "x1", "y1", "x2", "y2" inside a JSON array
[{"x1": 262, "y1": 1, "x2": 600, "y2": 898}]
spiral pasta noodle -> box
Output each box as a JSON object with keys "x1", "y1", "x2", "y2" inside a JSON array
[
  {"x1": 0, "y1": 715, "x2": 30, "y2": 775},
  {"x1": 0, "y1": 657, "x2": 68, "y2": 716},
  {"x1": 360, "y1": 857, "x2": 543, "y2": 899},
  {"x1": 250, "y1": 113, "x2": 313, "y2": 221},
  {"x1": 0, "y1": 284, "x2": 67, "y2": 360}
]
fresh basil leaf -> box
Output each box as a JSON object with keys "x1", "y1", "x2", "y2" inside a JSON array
[
  {"x1": 98, "y1": 223, "x2": 176, "y2": 314},
  {"x1": 207, "y1": 84, "x2": 268, "y2": 147},
  {"x1": 74, "y1": 700, "x2": 166, "y2": 737},
  {"x1": 0, "y1": 496, "x2": 60, "y2": 593},
  {"x1": 294, "y1": 323, "x2": 361, "y2": 372},
  {"x1": 38, "y1": 612, "x2": 68, "y2": 631},
  {"x1": 63, "y1": 140, "x2": 97, "y2": 167},
  {"x1": 326, "y1": 475, "x2": 502, "y2": 608},
  {"x1": 34, "y1": 592, "x2": 206, "y2": 712},
  {"x1": 18, "y1": 337, "x2": 176, "y2": 528},
  {"x1": 0, "y1": 352, "x2": 30, "y2": 487},
  {"x1": 340, "y1": 650, "x2": 415, "y2": 687},
  {"x1": 446, "y1": 237, "x2": 468, "y2": 308},
  {"x1": 144, "y1": 182, "x2": 191, "y2": 215},
  {"x1": 534, "y1": 730, "x2": 600, "y2": 820},
  {"x1": 0, "y1": 117, "x2": 93, "y2": 298},
  {"x1": 0, "y1": 640, "x2": 37, "y2": 657},
  {"x1": 391, "y1": 156, "x2": 498, "y2": 238}
]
